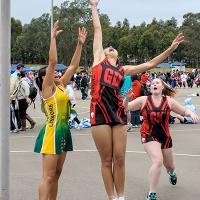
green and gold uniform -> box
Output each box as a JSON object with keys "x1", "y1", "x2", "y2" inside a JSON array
[{"x1": 34, "y1": 85, "x2": 73, "y2": 154}]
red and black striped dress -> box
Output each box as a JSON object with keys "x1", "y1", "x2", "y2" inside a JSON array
[
  {"x1": 90, "y1": 58, "x2": 127, "y2": 126},
  {"x1": 140, "y1": 95, "x2": 172, "y2": 149}
]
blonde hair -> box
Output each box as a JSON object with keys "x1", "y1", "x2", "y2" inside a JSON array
[{"x1": 160, "y1": 79, "x2": 177, "y2": 97}]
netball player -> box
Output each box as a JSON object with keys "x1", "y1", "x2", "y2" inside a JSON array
[
  {"x1": 34, "y1": 21, "x2": 87, "y2": 200},
  {"x1": 89, "y1": 0, "x2": 184, "y2": 199},
  {"x1": 124, "y1": 78, "x2": 199, "y2": 200}
]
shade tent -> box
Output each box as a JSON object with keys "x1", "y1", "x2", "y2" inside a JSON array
[
  {"x1": 56, "y1": 64, "x2": 67, "y2": 71},
  {"x1": 157, "y1": 62, "x2": 186, "y2": 69},
  {"x1": 157, "y1": 62, "x2": 172, "y2": 68},
  {"x1": 30, "y1": 66, "x2": 42, "y2": 71},
  {"x1": 10, "y1": 65, "x2": 31, "y2": 73}
]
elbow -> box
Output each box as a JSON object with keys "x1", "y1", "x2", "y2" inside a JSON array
[
  {"x1": 49, "y1": 59, "x2": 57, "y2": 67},
  {"x1": 94, "y1": 26, "x2": 101, "y2": 32}
]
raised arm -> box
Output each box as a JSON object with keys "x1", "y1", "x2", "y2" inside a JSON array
[
  {"x1": 60, "y1": 27, "x2": 87, "y2": 88},
  {"x1": 89, "y1": 0, "x2": 104, "y2": 66},
  {"x1": 169, "y1": 97, "x2": 199, "y2": 123},
  {"x1": 42, "y1": 21, "x2": 62, "y2": 96},
  {"x1": 124, "y1": 33, "x2": 184, "y2": 75}
]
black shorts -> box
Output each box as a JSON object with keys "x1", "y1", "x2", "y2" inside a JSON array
[
  {"x1": 91, "y1": 121, "x2": 126, "y2": 127},
  {"x1": 141, "y1": 134, "x2": 173, "y2": 149}
]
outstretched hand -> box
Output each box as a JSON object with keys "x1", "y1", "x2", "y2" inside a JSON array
[
  {"x1": 78, "y1": 27, "x2": 87, "y2": 45},
  {"x1": 170, "y1": 32, "x2": 184, "y2": 51},
  {"x1": 191, "y1": 113, "x2": 199, "y2": 124},
  {"x1": 126, "y1": 89, "x2": 134, "y2": 101},
  {"x1": 89, "y1": 0, "x2": 100, "y2": 6},
  {"x1": 123, "y1": 89, "x2": 134, "y2": 114},
  {"x1": 51, "y1": 20, "x2": 63, "y2": 38}
]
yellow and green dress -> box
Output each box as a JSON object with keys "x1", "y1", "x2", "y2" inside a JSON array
[{"x1": 34, "y1": 85, "x2": 73, "y2": 155}]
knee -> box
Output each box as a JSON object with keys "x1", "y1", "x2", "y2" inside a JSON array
[
  {"x1": 102, "y1": 158, "x2": 112, "y2": 168},
  {"x1": 45, "y1": 171, "x2": 58, "y2": 184},
  {"x1": 153, "y1": 157, "x2": 163, "y2": 169},
  {"x1": 114, "y1": 155, "x2": 125, "y2": 168}
]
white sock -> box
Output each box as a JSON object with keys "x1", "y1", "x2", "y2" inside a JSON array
[{"x1": 118, "y1": 197, "x2": 125, "y2": 200}]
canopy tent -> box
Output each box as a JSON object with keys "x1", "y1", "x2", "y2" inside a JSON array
[
  {"x1": 29, "y1": 66, "x2": 42, "y2": 71},
  {"x1": 157, "y1": 62, "x2": 171, "y2": 68},
  {"x1": 56, "y1": 64, "x2": 67, "y2": 71},
  {"x1": 10, "y1": 65, "x2": 32, "y2": 73},
  {"x1": 157, "y1": 62, "x2": 185, "y2": 69}
]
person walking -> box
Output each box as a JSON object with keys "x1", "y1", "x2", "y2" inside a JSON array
[{"x1": 11, "y1": 71, "x2": 33, "y2": 131}]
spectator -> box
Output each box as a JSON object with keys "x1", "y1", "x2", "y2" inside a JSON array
[
  {"x1": 131, "y1": 75, "x2": 141, "y2": 128},
  {"x1": 177, "y1": 97, "x2": 198, "y2": 124}
]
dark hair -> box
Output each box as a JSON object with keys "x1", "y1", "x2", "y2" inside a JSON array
[
  {"x1": 17, "y1": 71, "x2": 26, "y2": 78},
  {"x1": 16, "y1": 63, "x2": 24, "y2": 70},
  {"x1": 131, "y1": 74, "x2": 139, "y2": 81},
  {"x1": 35, "y1": 66, "x2": 47, "y2": 91}
]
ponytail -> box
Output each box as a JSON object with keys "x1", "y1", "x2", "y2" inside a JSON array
[
  {"x1": 36, "y1": 66, "x2": 47, "y2": 91},
  {"x1": 161, "y1": 79, "x2": 177, "y2": 97}
]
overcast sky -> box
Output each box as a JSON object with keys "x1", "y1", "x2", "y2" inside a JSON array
[{"x1": 11, "y1": 0, "x2": 200, "y2": 26}]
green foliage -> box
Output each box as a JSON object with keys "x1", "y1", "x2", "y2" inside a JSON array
[
  {"x1": 181, "y1": 13, "x2": 200, "y2": 67},
  {"x1": 11, "y1": 1, "x2": 200, "y2": 68}
]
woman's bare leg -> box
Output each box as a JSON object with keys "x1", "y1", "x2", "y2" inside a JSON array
[
  {"x1": 143, "y1": 141, "x2": 163, "y2": 192},
  {"x1": 49, "y1": 152, "x2": 67, "y2": 200},
  {"x1": 112, "y1": 124, "x2": 127, "y2": 197},
  {"x1": 39, "y1": 154, "x2": 59, "y2": 200},
  {"x1": 92, "y1": 125, "x2": 115, "y2": 200},
  {"x1": 162, "y1": 148, "x2": 175, "y2": 173}
]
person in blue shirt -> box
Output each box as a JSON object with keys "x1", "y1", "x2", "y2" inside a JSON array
[{"x1": 177, "y1": 97, "x2": 198, "y2": 124}]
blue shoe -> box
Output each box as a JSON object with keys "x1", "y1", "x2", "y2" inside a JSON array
[
  {"x1": 146, "y1": 192, "x2": 157, "y2": 200},
  {"x1": 169, "y1": 171, "x2": 177, "y2": 185}
]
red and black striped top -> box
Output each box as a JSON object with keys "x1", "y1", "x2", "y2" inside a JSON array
[
  {"x1": 140, "y1": 95, "x2": 171, "y2": 138},
  {"x1": 90, "y1": 58, "x2": 127, "y2": 126}
]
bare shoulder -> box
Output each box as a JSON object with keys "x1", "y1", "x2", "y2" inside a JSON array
[
  {"x1": 92, "y1": 53, "x2": 105, "y2": 67},
  {"x1": 139, "y1": 96, "x2": 148, "y2": 110},
  {"x1": 139, "y1": 96, "x2": 148, "y2": 101}
]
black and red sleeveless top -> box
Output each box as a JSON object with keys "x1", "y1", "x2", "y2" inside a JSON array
[
  {"x1": 90, "y1": 58, "x2": 127, "y2": 126},
  {"x1": 140, "y1": 96, "x2": 171, "y2": 139}
]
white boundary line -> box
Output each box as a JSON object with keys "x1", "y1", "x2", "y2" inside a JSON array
[
  {"x1": 10, "y1": 149, "x2": 200, "y2": 157},
  {"x1": 10, "y1": 128, "x2": 200, "y2": 138}
]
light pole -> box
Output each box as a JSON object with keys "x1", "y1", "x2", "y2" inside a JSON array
[
  {"x1": 0, "y1": 0, "x2": 10, "y2": 199},
  {"x1": 51, "y1": 0, "x2": 54, "y2": 33}
]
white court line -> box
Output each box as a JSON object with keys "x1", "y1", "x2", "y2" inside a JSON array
[
  {"x1": 10, "y1": 149, "x2": 200, "y2": 157},
  {"x1": 10, "y1": 128, "x2": 200, "y2": 138}
]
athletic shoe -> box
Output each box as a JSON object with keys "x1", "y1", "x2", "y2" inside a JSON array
[
  {"x1": 127, "y1": 123, "x2": 132, "y2": 132},
  {"x1": 10, "y1": 129, "x2": 19, "y2": 133},
  {"x1": 169, "y1": 171, "x2": 177, "y2": 185},
  {"x1": 132, "y1": 125, "x2": 139, "y2": 128},
  {"x1": 146, "y1": 192, "x2": 157, "y2": 200}
]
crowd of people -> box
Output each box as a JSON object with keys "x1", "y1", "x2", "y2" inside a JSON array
[
  {"x1": 148, "y1": 69, "x2": 200, "y2": 88},
  {"x1": 9, "y1": 1, "x2": 200, "y2": 200},
  {"x1": 10, "y1": 64, "x2": 37, "y2": 132}
]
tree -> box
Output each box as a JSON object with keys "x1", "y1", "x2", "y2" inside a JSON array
[
  {"x1": 11, "y1": 18, "x2": 22, "y2": 63},
  {"x1": 181, "y1": 13, "x2": 200, "y2": 67}
]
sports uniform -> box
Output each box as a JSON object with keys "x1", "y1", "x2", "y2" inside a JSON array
[
  {"x1": 90, "y1": 58, "x2": 127, "y2": 126},
  {"x1": 140, "y1": 95, "x2": 172, "y2": 149},
  {"x1": 34, "y1": 85, "x2": 73, "y2": 154}
]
